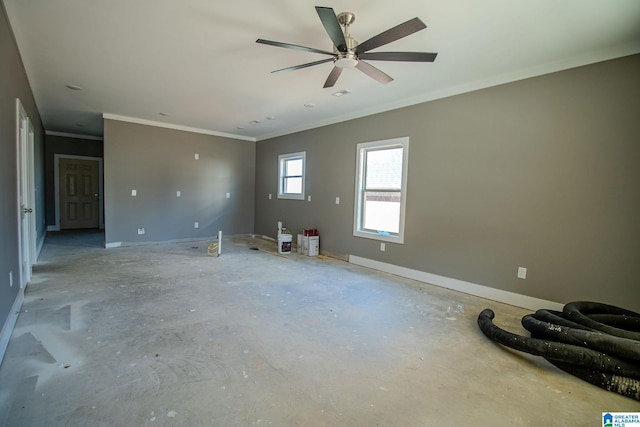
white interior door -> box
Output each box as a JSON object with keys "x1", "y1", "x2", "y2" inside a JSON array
[
  {"x1": 16, "y1": 99, "x2": 34, "y2": 287},
  {"x1": 27, "y1": 119, "x2": 36, "y2": 262}
]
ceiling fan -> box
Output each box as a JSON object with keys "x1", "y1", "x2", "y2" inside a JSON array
[{"x1": 256, "y1": 6, "x2": 437, "y2": 88}]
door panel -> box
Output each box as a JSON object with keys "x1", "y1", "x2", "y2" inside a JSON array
[
  {"x1": 17, "y1": 99, "x2": 32, "y2": 286},
  {"x1": 60, "y1": 158, "x2": 100, "y2": 229}
]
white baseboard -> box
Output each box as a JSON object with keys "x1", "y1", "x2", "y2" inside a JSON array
[
  {"x1": 0, "y1": 289, "x2": 24, "y2": 367},
  {"x1": 105, "y1": 235, "x2": 228, "y2": 249},
  {"x1": 348, "y1": 255, "x2": 564, "y2": 311}
]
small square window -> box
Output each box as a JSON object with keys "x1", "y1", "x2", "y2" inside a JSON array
[{"x1": 278, "y1": 152, "x2": 306, "y2": 200}]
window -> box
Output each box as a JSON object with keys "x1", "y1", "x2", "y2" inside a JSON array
[
  {"x1": 278, "y1": 151, "x2": 306, "y2": 200},
  {"x1": 353, "y1": 137, "x2": 409, "y2": 243}
]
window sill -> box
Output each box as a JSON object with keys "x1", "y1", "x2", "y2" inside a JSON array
[
  {"x1": 353, "y1": 230, "x2": 404, "y2": 244},
  {"x1": 277, "y1": 194, "x2": 305, "y2": 200}
]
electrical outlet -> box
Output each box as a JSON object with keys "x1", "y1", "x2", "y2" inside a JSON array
[
  {"x1": 194, "y1": 153, "x2": 199, "y2": 160},
  {"x1": 307, "y1": 195, "x2": 311, "y2": 202},
  {"x1": 137, "y1": 227, "x2": 145, "y2": 235},
  {"x1": 176, "y1": 191, "x2": 181, "y2": 197},
  {"x1": 226, "y1": 192, "x2": 230, "y2": 198},
  {"x1": 335, "y1": 197, "x2": 340, "y2": 205},
  {"x1": 9, "y1": 271, "x2": 13, "y2": 287},
  {"x1": 269, "y1": 194, "x2": 272, "y2": 200},
  {"x1": 380, "y1": 243, "x2": 386, "y2": 252},
  {"x1": 194, "y1": 222, "x2": 199, "y2": 229},
  {"x1": 517, "y1": 267, "x2": 527, "y2": 279},
  {"x1": 131, "y1": 189, "x2": 137, "y2": 196}
]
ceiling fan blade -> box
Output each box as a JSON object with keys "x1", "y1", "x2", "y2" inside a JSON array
[
  {"x1": 355, "y1": 17, "x2": 426, "y2": 54},
  {"x1": 356, "y1": 61, "x2": 393, "y2": 84},
  {"x1": 256, "y1": 39, "x2": 335, "y2": 56},
  {"x1": 323, "y1": 67, "x2": 343, "y2": 88},
  {"x1": 315, "y1": 6, "x2": 347, "y2": 52},
  {"x1": 358, "y1": 51, "x2": 437, "y2": 62},
  {"x1": 272, "y1": 58, "x2": 334, "y2": 74}
]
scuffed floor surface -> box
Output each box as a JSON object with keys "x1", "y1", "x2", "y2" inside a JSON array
[{"x1": 0, "y1": 231, "x2": 637, "y2": 426}]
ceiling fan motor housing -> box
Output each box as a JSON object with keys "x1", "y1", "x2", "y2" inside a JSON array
[{"x1": 335, "y1": 12, "x2": 358, "y2": 68}]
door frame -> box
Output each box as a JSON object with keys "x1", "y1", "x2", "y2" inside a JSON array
[
  {"x1": 51, "y1": 154, "x2": 104, "y2": 231},
  {"x1": 16, "y1": 99, "x2": 35, "y2": 288}
]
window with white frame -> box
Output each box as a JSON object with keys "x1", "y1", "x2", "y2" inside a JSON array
[
  {"x1": 278, "y1": 151, "x2": 306, "y2": 200},
  {"x1": 353, "y1": 137, "x2": 409, "y2": 243}
]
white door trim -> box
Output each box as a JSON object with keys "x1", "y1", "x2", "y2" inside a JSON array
[{"x1": 51, "y1": 154, "x2": 104, "y2": 231}]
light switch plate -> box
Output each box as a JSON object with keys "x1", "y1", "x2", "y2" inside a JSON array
[{"x1": 517, "y1": 267, "x2": 527, "y2": 279}]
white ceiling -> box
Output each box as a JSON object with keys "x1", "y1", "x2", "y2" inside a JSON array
[{"x1": 4, "y1": 0, "x2": 640, "y2": 141}]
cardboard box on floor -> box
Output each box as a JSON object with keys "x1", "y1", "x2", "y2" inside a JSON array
[{"x1": 298, "y1": 234, "x2": 319, "y2": 256}]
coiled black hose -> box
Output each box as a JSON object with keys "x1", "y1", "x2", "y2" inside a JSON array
[{"x1": 477, "y1": 302, "x2": 640, "y2": 400}]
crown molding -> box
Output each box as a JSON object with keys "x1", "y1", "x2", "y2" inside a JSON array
[
  {"x1": 102, "y1": 113, "x2": 256, "y2": 142},
  {"x1": 45, "y1": 131, "x2": 103, "y2": 141}
]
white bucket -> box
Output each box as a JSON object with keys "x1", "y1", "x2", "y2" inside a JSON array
[{"x1": 277, "y1": 234, "x2": 292, "y2": 254}]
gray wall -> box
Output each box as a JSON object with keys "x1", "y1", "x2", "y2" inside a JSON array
[
  {"x1": 0, "y1": 4, "x2": 45, "y2": 336},
  {"x1": 44, "y1": 134, "x2": 103, "y2": 226},
  {"x1": 255, "y1": 54, "x2": 640, "y2": 311},
  {"x1": 104, "y1": 119, "x2": 255, "y2": 245}
]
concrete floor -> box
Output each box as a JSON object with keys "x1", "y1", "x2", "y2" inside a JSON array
[{"x1": 0, "y1": 231, "x2": 637, "y2": 426}]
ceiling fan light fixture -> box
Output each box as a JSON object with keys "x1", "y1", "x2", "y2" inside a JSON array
[{"x1": 335, "y1": 57, "x2": 358, "y2": 68}]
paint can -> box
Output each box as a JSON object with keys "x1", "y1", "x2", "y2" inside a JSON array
[{"x1": 277, "y1": 234, "x2": 292, "y2": 254}]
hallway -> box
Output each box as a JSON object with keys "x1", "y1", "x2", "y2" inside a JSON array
[{"x1": 0, "y1": 232, "x2": 636, "y2": 426}]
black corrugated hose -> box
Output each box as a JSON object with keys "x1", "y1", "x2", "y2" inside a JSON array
[{"x1": 477, "y1": 301, "x2": 640, "y2": 400}]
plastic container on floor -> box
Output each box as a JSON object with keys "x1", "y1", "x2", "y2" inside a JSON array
[{"x1": 277, "y1": 234, "x2": 292, "y2": 254}]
